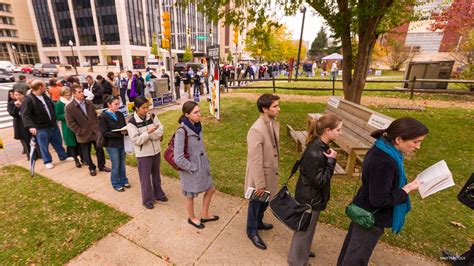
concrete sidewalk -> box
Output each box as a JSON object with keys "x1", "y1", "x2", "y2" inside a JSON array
[{"x1": 13, "y1": 158, "x2": 440, "y2": 265}]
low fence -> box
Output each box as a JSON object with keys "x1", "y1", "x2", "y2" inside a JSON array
[{"x1": 225, "y1": 76, "x2": 474, "y2": 100}]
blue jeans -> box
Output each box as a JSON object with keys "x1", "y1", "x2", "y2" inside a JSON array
[
  {"x1": 106, "y1": 147, "x2": 129, "y2": 189},
  {"x1": 246, "y1": 200, "x2": 269, "y2": 236},
  {"x1": 36, "y1": 126, "x2": 67, "y2": 164}
]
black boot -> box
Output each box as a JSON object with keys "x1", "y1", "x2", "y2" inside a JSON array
[{"x1": 74, "y1": 157, "x2": 82, "y2": 168}]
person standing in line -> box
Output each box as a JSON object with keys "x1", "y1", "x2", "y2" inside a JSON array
[
  {"x1": 245, "y1": 93, "x2": 281, "y2": 250},
  {"x1": 119, "y1": 72, "x2": 128, "y2": 105},
  {"x1": 85, "y1": 75, "x2": 103, "y2": 109},
  {"x1": 127, "y1": 96, "x2": 168, "y2": 209},
  {"x1": 337, "y1": 117, "x2": 428, "y2": 266},
  {"x1": 8, "y1": 89, "x2": 38, "y2": 160},
  {"x1": 47, "y1": 78, "x2": 62, "y2": 103},
  {"x1": 174, "y1": 72, "x2": 181, "y2": 99},
  {"x1": 13, "y1": 75, "x2": 29, "y2": 94},
  {"x1": 55, "y1": 87, "x2": 82, "y2": 168},
  {"x1": 193, "y1": 71, "x2": 201, "y2": 97},
  {"x1": 98, "y1": 96, "x2": 130, "y2": 192},
  {"x1": 330, "y1": 61, "x2": 338, "y2": 80},
  {"x1": 161, "y1": 68, "x2": 171, "y2": 91},
  {"x1": 126, "y1": 70, "x2": 139, "y2": 103},
  {"x1": 174, "y1": 101, "x2": 218, "y2": 229},
  {"x1": 287, "y1": 114, "x2": 342, "y2": 265},
  {"x1": 97, "y1": 75, "x2": 113, "y2": 107},
  {"x1": 182, "y1": 69, "x2": 192, "y2": 98},
  {"x1": 65, "y1": 84, "x2": 110, "y2": 176},
  {"x1": 21, "y1": 80, "x2": 72, "y2": 169}
]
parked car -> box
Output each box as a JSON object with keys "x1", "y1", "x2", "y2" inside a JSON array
[
  {"x1": 0, "y1": 61, "x2": 14, "y2": 72},
  {"x1": 12, "y1": 65, "x2": 22, "y2": 73},
  {"x1": 21, "y1": 65, "x2": 33, "y2": 74},
  {"x1": 33, "y1": 63, "x2": 58, "y2": 77},
  {"x1": 174, "y1": 62, "x2": 204, "y2": 75},
  {"x1": 0, "y1": 69, "x2": 15, "y2": 82}
]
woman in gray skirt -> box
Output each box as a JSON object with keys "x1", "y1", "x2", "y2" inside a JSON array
[{"x1": 174, "y1": 101, "x2": 218, "y2": 229}]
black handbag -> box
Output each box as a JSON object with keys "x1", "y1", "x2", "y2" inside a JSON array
[
  {"x1": 457, "y1": 173, "x2": 474, "y2": 210},
  {"x1": 270, "y1": 151, "x2": 313, "y2": 232}
]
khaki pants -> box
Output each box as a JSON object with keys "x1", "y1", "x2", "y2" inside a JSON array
[{"x1": 184, "y1": 84, "x2": 191, "y2": 97}]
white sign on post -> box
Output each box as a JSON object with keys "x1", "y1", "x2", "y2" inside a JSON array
[
  {"x1": 375, "y1": 70, "x2": 382, "y2": 76},
  {"x1": 327, "y1": 97, "x2": 340, "y2": 108},
  {"x1": 368, "y1": 114, "x2": 392, "y2": 129}
]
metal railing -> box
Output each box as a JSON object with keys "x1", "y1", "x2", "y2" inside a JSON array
[{"x1": 224, "y1": 76, "x2": 474, "y2": 99}]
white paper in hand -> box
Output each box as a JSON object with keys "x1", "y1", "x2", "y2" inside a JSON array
[{"x1": 416, "y1": 160, "x2": 455, "y2": 198}]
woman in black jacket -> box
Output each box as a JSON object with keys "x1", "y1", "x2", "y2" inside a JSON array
[
  {"x1": 337, "y1": 117, "x2": 428, "y2": 266},
  {"x1": 287, "y1": 114, "x2": 342, "y2": 265},
  {"x1": 7, "y1": 89, "x2": 34, "y2": 159},
  {"x1": 98, "y1": 96, "x2": 130, "y2": 192}
]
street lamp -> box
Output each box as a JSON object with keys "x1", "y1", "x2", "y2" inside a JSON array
[
  {"x1": 294, "y1": 5, "x2": 306, "y2": 80},
  {"x1": 68, "y1": 40, "x2": 78, "y2": 75},
  {"x1": 11, "y1": 44, "x2": 18, "y2": 65}
]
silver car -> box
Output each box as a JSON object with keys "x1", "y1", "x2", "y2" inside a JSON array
[
  {"x1": 0, "y1": 69, "x2": 15, "y2": 82},
  {"x1": 33, "y1": 63, "x2": 58, "y2": 77}
]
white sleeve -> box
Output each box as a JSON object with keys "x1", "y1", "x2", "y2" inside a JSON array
[{"x1": 84, "y1": 89, "x2": 94, "y2": 101}]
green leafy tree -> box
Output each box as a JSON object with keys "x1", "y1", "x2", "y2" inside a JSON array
[
  {"x1": 186, "y1": 0, "x2": 422, "y2": 104},
  {"x1": 308, "y1": 27, "x2": 328, "y2": 60},
  {"x1": 226, "y1": 52, "x2": 233, "y2": 63},
  {"x1": 183, "y1": 46, "x2": 193, "y2": 62},
  {"x1": 150, "y1": 33, "x2": 158, "y2": 56}
]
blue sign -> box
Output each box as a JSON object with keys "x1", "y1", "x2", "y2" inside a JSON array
[
  {"x1": 162, "y1": 93, "x2": 173, "y2": 104},
  {"x1": 119, "y1": 105, "x2": 128, "y2": 118},
  {"x1": 153, "y1": 97, "x2": 163, "y2": 107}
]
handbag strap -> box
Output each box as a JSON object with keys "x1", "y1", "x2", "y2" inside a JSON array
[{"x1": 283, "y1": 145, "x2": 311, "y2": 186}]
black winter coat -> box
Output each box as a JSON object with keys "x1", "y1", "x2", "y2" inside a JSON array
[
  {"x1": 295, "y1": 138, "x2": 336, "y2": 211},
  {"x1": 352, "y1": 145, "x2": 408, "y2": 228},
  {"x1": 98, "y1": 110, "x2": 126, "y2": 148},
  {"x1": 21, "y1": 94, "x2": 56, "y2": 129},
  {"x1": 7, "y1": 101, "x2": 31, "y2": 140}
]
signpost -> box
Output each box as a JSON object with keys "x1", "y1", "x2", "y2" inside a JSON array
[
  {"x1": 207, "y1": 45, "x2": 220, "y2": 120},
  {"x1": 196, "y1": 35, "x2": 208, "y2": 40}
]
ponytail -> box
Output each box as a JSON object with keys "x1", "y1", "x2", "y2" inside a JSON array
[
  {"x1": 371, "y1": 117, "x2": 428, "y2": 143},
  {"x1": 306, "y1": 114, "x2": 342, "y2": 145}
]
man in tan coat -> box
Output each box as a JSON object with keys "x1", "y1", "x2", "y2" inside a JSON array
[{"x1": 245, "y1": 93, "x2": 280, "y2": 250}]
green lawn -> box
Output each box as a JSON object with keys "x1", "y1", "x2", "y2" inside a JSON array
[
  {"x1": 0, "y1": 166, "x2": 131, "y2": 264},
  {"x1": 231, "y1": 79, "x2": 473, "y2": 102},
  {"x1": 152, "y1": 97, "x2": 473, "y2": 259}
]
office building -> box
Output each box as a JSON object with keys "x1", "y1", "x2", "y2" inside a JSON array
[
  {"x1": 28, "y1": 0, "x2": 218, "y2": 70},
  {"x1": 0, "y1": 0, "x2": 40, "y2": 65}
]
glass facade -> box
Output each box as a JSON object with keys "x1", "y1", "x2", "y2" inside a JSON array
[
  {"x1": 132, "y1": 55, "x2": 145, "y2": 69},
  {"x1": 0, "y1": 16, "x2": 14, "y2": 25},
  {"x1": 188, "y1": 3, "x2": 196, "y2": 51},
  {"x1": 10, "y1": 43, "x2": 40, "y2": 64},
  {"x1": 66, "y1": 56, "x2": 79, "y2": 66},
  {"x1": 73, "y1": 0, "x2": 96, "y2": 46},
  {"x1": 52, "y1": 0, "x2": 75, "y2": 46},
  {"x1": 32, "y1": 0, "x2": 57, "y2": 47},
  {"x1": 48, "y1": 56, "x2": 60, "y2": 64},
  {"x1": 196, "y1": 11, "x2": 205, "y2": 52},
  {"x1": 146, "y1": 0, "x2": 160, "y2": 47},
  {"x1": 95, "y1": 0, "x2": 120, "y2": 45},
  {"x1": 176, "y1": 7, "x2": 186, "y2": 50},
  {"x1": 85, "y1": 55, "x2": 100, "y2": 65},
  {"x1": 405, "y1": 32, "x2": 444, "y2": 52},
  {"x1": 126, "y1": 0, "x2": 146, "y2": 46},
  {"x1": 0, "y1": 43, "x2": 9, "y2": 61}
]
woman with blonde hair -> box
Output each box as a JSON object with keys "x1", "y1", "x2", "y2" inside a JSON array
[{"x1": 287, "y1": 114, "x2": 343, "y2": 265}]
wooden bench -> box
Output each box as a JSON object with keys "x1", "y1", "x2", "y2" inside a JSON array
[{"x1": 287, "y1": 96, "x2": 395, "y2": 178}]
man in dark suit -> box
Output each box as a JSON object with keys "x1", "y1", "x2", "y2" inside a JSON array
[
  {"x1": 66, "y1": 84, "x2": 110, "y2": 176},
  {"x1": 85, "y1": 75, "x2": 103, "y2": 109}
]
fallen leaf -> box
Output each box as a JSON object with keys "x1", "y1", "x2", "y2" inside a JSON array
[{"x1": 450, "y1": 221, "x2": 466, "y2": 228}]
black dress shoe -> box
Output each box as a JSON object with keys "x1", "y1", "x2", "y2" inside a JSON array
[
  {"x1": 74, "y1": 158, "x2": 82, "y2": 168},
  {"x1": 156, "y1": 196, "x2": 168, "y2": 202},
  {"x1": 188, "y1": 218, "x2": 205, "y2": 229},
  {"x1": 99, "y1": 166, "x2": 111, "y2": 172},
  {"x1": 89, "y1": 169, "x2": 97, "y2": 176},
  {"x1": 309, "y1": 251, "x2": 315, "y2": 258},
  {"x1": 248, "y1": 234, "x2": 267, "y2": 250},
  {"x1": 144, "y1": 202, "x2": 154, "y2": 209},
  {"x1": 257, "y1": 223, "x2": 274, "y2": 230}
]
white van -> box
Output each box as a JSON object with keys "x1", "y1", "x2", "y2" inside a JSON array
[{"x1": 0, "y1": 61, "x2": 14, "y2": 72}]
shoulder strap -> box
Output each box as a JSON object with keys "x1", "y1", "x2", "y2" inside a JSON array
[
  {"x1": 176, "y1": 126, "x2": 188, "y2": 151},
  {"x1": 283, "y1": 145, "x2": 311, "y2": 186}
]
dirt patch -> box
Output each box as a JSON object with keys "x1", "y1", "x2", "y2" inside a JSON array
[{"x1": 224, "y1": 92, "x2": 474, "y2": 110}]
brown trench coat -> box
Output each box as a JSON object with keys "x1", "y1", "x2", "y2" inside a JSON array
[
  {"x1": 65, "y1": 99, "x2": 99, "y2": 143},
  {"x1": 244, "y1": 114, "x2": 280, "y2": 198}
]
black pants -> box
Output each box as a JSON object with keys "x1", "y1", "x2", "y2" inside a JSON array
[
  {"x1": 246, "y1": 200, "x2": 268, "y2": 236},
  {"x1": 337, "y1": 222, "x2": 384, "y2": 266},
  {"x1": 80, "y1": 141, "x2": 105, "y2": 171},
  {"x1": 120, "y1": 88, "x2": 127, "y2": 105}
]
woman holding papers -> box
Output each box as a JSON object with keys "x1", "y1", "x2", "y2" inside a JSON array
[
  {"x1": 338, "y1": 117, "x2": 429, "y2": 265},
  {"x1": 98, "y1": 96, "x2": 130, "y2": 192},
  {"x1": 127, "y1": 96, "x2": 168, "y2": 210},
  {"x1": 287, "y1": 114, "x2": 342, "y2": 265},
  {"x1": 174, "y1": 101, "x2": 218, "y2": 229}
]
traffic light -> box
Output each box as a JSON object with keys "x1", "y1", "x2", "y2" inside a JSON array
[
  {"x1": 162, "y1": 11, "x2": 171, "y2": 40},
  {"x1": 233, "y1": 30, "x2": 239, "y2": 45},
  {"x1": 161, "y1": 39, "x2": 170, "y2": 49}
]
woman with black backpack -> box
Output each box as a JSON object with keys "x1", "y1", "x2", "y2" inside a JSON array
[{"x1": 287, "y1": 114, "x2": 342, "y2": 265}]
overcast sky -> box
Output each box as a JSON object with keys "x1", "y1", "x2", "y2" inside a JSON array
[{"x1": 279, "y1": 7, "x2": 326, "y2": 44}]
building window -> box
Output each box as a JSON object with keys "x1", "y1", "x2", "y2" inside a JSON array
[
  {"x1": 107, "y1": 55, "x2": 123, "y2": 69},
  {"x1": 146, "y1": 0, "x2": 160, "y2": 47},
  {"x1": 95, "y1": 1, "x2": 120, "y2": 45},
  {"x1": 48, "y1": 56, "x2": 60, "y2": 64},
  {"x1": 52, "y1": 0, "x2": 76, "y2": 46},
  {"x1": 85, "y1": 56, "x2": 100, "y2": 66},
  {"x1": 126, "y1": 0, "x2": 146, "y2": 46},
  {"x1": 0, "y1": 16, "x2": 14, "y2": 25},
  {"x1": 0, "y1": 29, "x2": 17, "y2": 37},
  {"x1": 176, "y1": 6, "x2": 186, "y2": 49},
  {"x1": 405, "y1": 32, "x2": 444, "y2": 52},
  {"x1": 66, "y1": 56, "x2": 79, "y2": 66},
  {"x1": 10, "y1": 43, "x2": 40, "y2": 64},
  {"x1": 0, "y1": 43, "x2": 9, "y2": 61},
  {"x1": 132, "y1": 55, "x2": 145, "y2": 69},
  {"x1": 32, "y1": 0, "x2": 57, "y2": 47},
  {"x1": 73, "y1": 0, "x2": 97, "y2": 46},
  {"x1": 0, "y1": 3, "x2": 11, "y2": 12}
]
